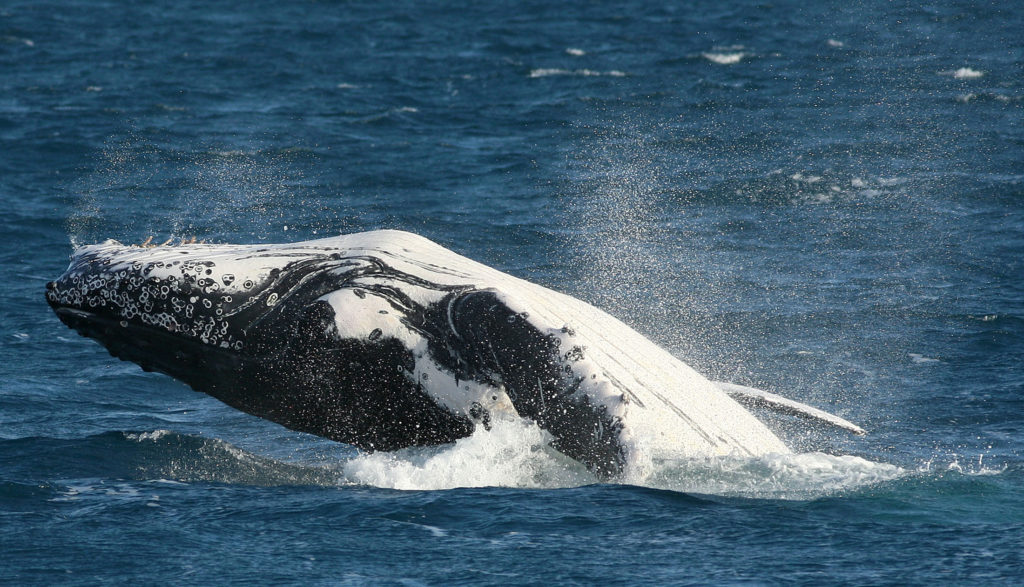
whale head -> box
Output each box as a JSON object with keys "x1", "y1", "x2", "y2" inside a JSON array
[
  {"x1": 46, "y1": 235, "x2": 497, "y2": 453},
  {"x1": 46, "y1": 238, "x2": 364, "y2": 376}
]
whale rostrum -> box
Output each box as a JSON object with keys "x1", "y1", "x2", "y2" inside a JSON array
[{"x1": 46, "y1": 229, "x2": 862, "y2": 478}]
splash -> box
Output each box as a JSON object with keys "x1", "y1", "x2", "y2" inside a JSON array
[
  {"x1": 115, "y1": 426, "x2": 911, "y2": 499},
  {"x1": 638, "y1": 452, "x2": 905, "y2": 500},
  {"x1": 336, "y1": 416, "x2": 903, "y2": 498},
  {"x1": 340, "y1": 417, "x2": 595, "y2": 490},
  {"x1": 65, "y1": 132, "x2": 331, "y2": 247}
]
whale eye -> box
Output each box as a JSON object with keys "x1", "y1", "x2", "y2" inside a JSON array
[{"x1": 367, "y1": 328, "x2": 382, "y2": 341}]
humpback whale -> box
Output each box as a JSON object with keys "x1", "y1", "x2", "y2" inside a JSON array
[{"x1": 46, "y1": 229, "x2": 862, "y2": 478}]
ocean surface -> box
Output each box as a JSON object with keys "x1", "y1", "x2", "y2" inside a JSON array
[{"x1": 2, "y1": 0, "x2": 1023, "y2": 584}]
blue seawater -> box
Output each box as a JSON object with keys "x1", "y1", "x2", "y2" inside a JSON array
[{"x1": 2, "y1": 0, "x2": 1023, "y2": 583}]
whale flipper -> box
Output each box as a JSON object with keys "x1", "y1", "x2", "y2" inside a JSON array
[{"x1": 714, "y1": 381, "x2": 866, "y2": 436}]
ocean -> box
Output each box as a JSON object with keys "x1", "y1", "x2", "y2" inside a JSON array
[{"x1": 2, "y1": 0, "x2": 1022, "y2": 583}]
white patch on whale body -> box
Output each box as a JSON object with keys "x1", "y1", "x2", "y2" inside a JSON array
[{"x1": 320, "y1": 286, "x2": 517, "y2": 421}]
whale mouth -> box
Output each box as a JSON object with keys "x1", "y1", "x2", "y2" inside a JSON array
[{"x1": 49, "y1": 300, "x2": 245, "y2": 382}]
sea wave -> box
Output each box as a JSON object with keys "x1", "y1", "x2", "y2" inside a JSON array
[{"x1": 528, "y1": 68, "x2": 626, "y2": 78}]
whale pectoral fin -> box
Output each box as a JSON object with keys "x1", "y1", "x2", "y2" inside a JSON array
[
  {"x1": 713, "y1": 381, "x2": 866, "y2": 436},
  {"x1": 448, "y1": 289, "x2": 626, "y2": 478}
]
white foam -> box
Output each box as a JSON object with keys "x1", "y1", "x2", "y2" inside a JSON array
[
  {"x1": 339, "y1": 422, "x2": 904, "y2": 499},
  {"x1": 952, "y1": 67, "x2": 984, "y2": 79},
  {"x1": 126, "y1": 429, "x2": 173, "y2": 442},
  {"x1": 639, "y1": 452, "x2": 905, "y2": 499},
  {"x1": 340, "y1": 417, "x2": 594, "y2": 490},
  {"x1": 2, "y1": 36, "x2": 34, "y2": 47},
  {"x1": 528, "y1": 68, "x2": 626, "y2": 78},
  {"x1": 909, "y1": 353, "x2": 941, "y2": 364},
  {"x1": 790, "y1": 173, "x2": 823, "y2": 184},
  {"x1": 703, "y1": 52, "x2": 745, "y2": 65}
]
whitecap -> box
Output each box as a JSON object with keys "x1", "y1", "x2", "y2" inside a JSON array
[
  {"x1": 565, "y1": 48, "x2": 586, "y2": 56},
  {"x1": 952, "y1": 67, "x2": 984, "y2": 79},
  {"x1": 827, "y1": 39, "x2": 844, "y2": 48},
  {"x1": 909, "y1": 353, "x2": 941, "y2": 364},
  {"x1": 790, "y1": 173, "x2": 823, "y2": 184},
  {"x1": 1, "y1": 35, "x2": 34, "y2": 46},
  {"x1": 529, "y1": 68, "x2": 626, "y2": 78},
  {"x1": 703, "y1": 52, "x2": 745, "y2": 65},
  {"x1": 126, "y1": 429, "x2": 173, "y2": 442}
]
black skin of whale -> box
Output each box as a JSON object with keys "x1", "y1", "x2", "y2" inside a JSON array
[{"x1": 46, "y1": 246, "x2": 625, "y2": 478}]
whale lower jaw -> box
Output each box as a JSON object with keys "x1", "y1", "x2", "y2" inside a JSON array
[{"x1": 52, "y1": 304, "x2": 247, "y2": 400}]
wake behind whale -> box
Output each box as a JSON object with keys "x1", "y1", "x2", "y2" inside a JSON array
[{"x1": 46, "y1": 229, "x2": 861, "y2": 479}]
